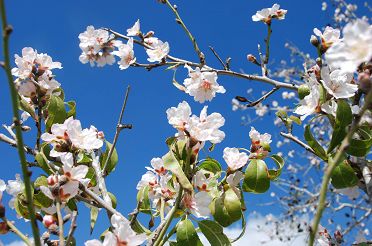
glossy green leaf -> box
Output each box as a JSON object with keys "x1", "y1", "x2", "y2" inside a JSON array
[
  {"x1": 35, "y1": 152, "x2": 53, "y2": 175},
  {"x1": 304, "y1": 125, "x2": 328, "y2": 161},
  {"x1": 268, "y1": 154, "x2": 285, "y2": 180},
  {"x1": 45, "y1": 95, "x2": 67, "y2": 131},
  {"x1": 90, "y1": 207, "x2": 99, "y2": 234},
  {"x1": 108, "y1": 192, "x2": 117, "y2": 209},
  {"x1": 198, "y1": 220, "x2": 231, "y2": 246},
  {"x1": 331, "y1": 161, "x2": 358, "y2": 189},
  {"x1": 66, "y1": 100, "x2": 76, "y2": 118},
  {"x1": 137, "y1": 186, "x2": 151, "y2": 214},
  {"x1": 198, "y1": 158, "x2": 222, "y2": 174},
  {"x1": 176, "y1": 219, "x2": 202, "y2": 246},
  {"x1": 18, "y1": 95, "x2": 36, "y2": 120},
  {"x1": 346, "y1": 128, "x2": 372, "y2": 157},
  {"x1": 163, "y1": 151, "x2": 193, "y2": 191},
  {"x1": 243, "y1": 160, "x2": 270, "y2": 193},
  {"x1": 100, "y1": 141, "x2": 119, "y2": 175},
  {"x1": 328, "y1": 100, "x2": 352, "y2": 153}
]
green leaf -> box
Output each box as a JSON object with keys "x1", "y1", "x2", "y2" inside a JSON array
[
  {"x1": 76, "y1": 152, "x2": 93, "y2": 164},
  {"x1": 162, "y1": 151, "x2": 193, "y2": 191},
  {"x1": 210, "y1": 196, "x2": 232, "y2": 227},
  {"x1": 35, "y1": 146, "x2": 53, "y2": 175},
  {"x1": 45, "y1": 95, "x2": 67, "y2": 131},
  {"x1": 34, "y1": 177, "x2": 53, "y2": 208},
  {"x1": 346, "y1": 128, "x2": 372, "y2": 157},
  {"x1": 85, "y1": 167, "x2": 97, "y2": 187},
  {"x1": 90, "y1": 207, "x2": 99, "y2": 234},
  {"x1": 331, "y1": 161, "x2": 358, "y2": 189},
  {"x1": 289, "y1": 115, "x2": 301, "y2": 125},
  {"x1": 176, "y1": 219, "x2": 203, "y2": 246},
  {"x1": 108, "y1": 192, "x2": 117, "y2": 209},
  {"x1": 304, "y1": 125, "x2": 328, "y2": 161},
  {"x1": 14, "y1": 194, "x2": 30, "y2": 219},
  {"x1": 198, "y1": 220, "x2": 231, "y2": 246},
  {"x1": 18, "y1": 95, "x2": 36, "y2": 120},
  {"x1": 328, "y1": 100, "x2": 352, "y2": 153},
  {"x1": 34, "y1": 176, "x2": 48, "y2": 188},
  {"x1": 137, "y1": 186, "x2": 151, "y2": 214},
  {"x1": 268, "y1": 154, "x2": 285, "y2": 180},
  {"x1": 100, "y1": 141, "x2": 119, "y2": 175},
  {"x1": 66, "y1": 101, "x2": 76, "y2": 118},
  {"x1": 198, "y1": 158, "x2": 222, "y2": 174},
  {"x1": 243, "y1": 160, "x2": 270, "y2": 193}
]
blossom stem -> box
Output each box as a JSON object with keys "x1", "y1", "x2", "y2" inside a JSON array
[
  {"x1": 65, "y1": 210, "x2": 77, "y2": 245},
  {"x1": 0, "y1": 1, "x2": 41, "y2": 245},
  {"x1": 164, "y1": 0, "x2": 204, "y2": 64},
  {"x1": 308, "y1": 91, "x2": 372, "y2": 246},
  {"x1": 1, "y1": 217, "x2": 32, "y2": 246},
  {"x1": 152, "y1": 188, "x2": 183, "y2": 246},
  {"x1": 56, "y1": 201, "x2": 65, "y2": 246},
  {"x1": 36, "y1": 87, "x2": 43, "y2": 150},
  {"x1": 264, "y1": 24, "x2": 272, "y2": 64}
]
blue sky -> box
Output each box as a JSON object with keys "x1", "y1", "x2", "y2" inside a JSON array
[{"x1": 0, "y1": 0, "x2": 368, "y2": 245}]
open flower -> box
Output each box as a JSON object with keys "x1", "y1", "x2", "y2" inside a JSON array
[
  {"x1": 183, "y1": 65, "x2": 226, "y2": 103},
  {"x1": 146, "y1": 39, "x2": 169, "y2": 62},
  {"x1": 188, "y1": 106, "x2": 225, "y2": 144},
  {"x1": 193, "y1": 171, "x2": 216, "y2": 192},
  {"x1": 313, "y1": 26, "x2": 340, "y2": 49},
  {"x1": 223, "y1": 148, "x2": 249, "y2": 171},
  {"x1": 113, "y1": 38, "x2": 136, "y2": 70},
  {"x1": 127, "y1": 19, "x2": 141, "y2": 36},
  {"x1": 5, "y1": 174, "x2": 24, "y2": 209},
  {"x1": 227, "y1": 171, "x2": 244, "y2": 198},
  {"x1": 0, "y1": 179, "x2": 5, "y2": 201},
  {"x1": 321, "y1": 66, "x2": 357, "y2": 99},
  {"x1": 325, "y1": 19, "x2": 372, "y2": 73},
  {"x1": 294, "y1": 75, "x2": 321, "y2": 120},
  {"x1": 85, "y1": 214, "x2": 146, "y2": 246},
  {"x1": 166, "y1": 101, "x2": 191, "y2": 137},
  {"x1": 182, "y1": 191, "x2": 212, "y2": 218},
  {"x1": 252, "y1": 4, "x2": 287, "y2": 24},
  {"x1": 145, "y1": 157, "x2": 167, "y2": 175},
  {"x1": 41, "y1": 117, "x2": 103, "y2": 157}
]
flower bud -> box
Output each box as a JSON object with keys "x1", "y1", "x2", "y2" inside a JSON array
[
  {"x1": 298, "y1": 84, "x2": 310, "y2": 99},
  {"x1": 47, "y1": 175, "x2": 58, "y2": 186},
  {"x1": 144, "y1": 31, "x2": 154, "y2": 39},
  {"x1": 0, "y1": 204, "x2": 5, "y2": 218},
  {"x1": 310, "y1": 35, "x2": 319, "y2": 47},
  {"x1": 43, "y1": 215, "x2": 56, "y2": 229},
  {"x1": 0, "y1": 221, "x2": 8, "y2": 234},
  {"x1": 247, "y1": 54, "x2": 257, "y2": 63}
]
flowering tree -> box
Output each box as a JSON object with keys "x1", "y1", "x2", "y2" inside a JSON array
[{"x1": 0, "y1": 0, "x2": 371, "y2": 246}]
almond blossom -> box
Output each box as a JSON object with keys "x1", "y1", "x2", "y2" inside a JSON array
[
  {"x1": 226, "y1": 171, "x2": 244, "y2": 198},
  {"x1": 85, "y1": 214, "x2": 146, "y2": 246},
  {"x1": 313, "y1": 26, "x2": 340, "y2": 49},
  {"x1": 183, "y1": 65, "x2": 226, "y2": 103},
  {"x1": 145, "y1": 157, "x2": 167, "y2": 175},
  {"x1": 182, "y1": 191, "x2": 212, "y2": 218},
  {"x1": 252, "y1": 4, "x2": 287, "y2": 24},
  {"x1": 193, "y1": 170, "x2": 216, "y2": 193},
  {"x1": 127, "y1": 19, "x2": 141, "y2": 36},
  {"x1": 321, "y1": 66, "x2": 358, "y2": 99},
  {"x1": 188, "y1": 106, "x2": 225, "y2": 144},
  {"x1": 0, "y1": 179, "x2": 6, "y2": 201},
  {"x1": 79, "y1": 26, "x2": 119, "y2": 67},
  {"x1": 223, "y1": 148, "x2": 249, "y2": 171},
  {"x1": 146, "y1": 39, "x2": 169, "y2": 62},
  {"x1": 41, "y1": 117, "x2": 103, "y2": 157},
  {"x1": 166, "y1": 101, "x2": 191, "y2": 133},
  {"x1": 249, "y1": 127, "x2": 272, "y2": 146},
  {"x1": 112, "y1": 38, "x2": 136, "y2": 70},
  {"x1": 294, "y1": 75, "x2": 321, "y2": 120},
  {"x1": 325, "y1": 19, "x2": 372, "y2": 73}
]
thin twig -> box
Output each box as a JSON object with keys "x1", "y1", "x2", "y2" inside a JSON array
[
  {"x1": 209, "y1": 46, "x2": 227, "y2": 70},
  {"x1": 342, "y1": 209, "x2": 371, "y2": 235},
  {"x1": 65, "y1": 210, "x2": 77, "y2": 245},
  {"x1": 280, "y1": 132, "x2": 317, "y2": 156},
  {"x1": 56, "y1": 201, "x2": 65, "y2": 246},
  {"x1": 0, "y1": 1, "x2": 41, "y2": 245},
  {"x1": 102, "y1": 85, "x2": 131, "y2": 176},
  {"x1": 0, "y1": 133, "x2": 36, "y2": 155},
  {"x1": 1, "y1": 217, "x2": 32, "y2": 246},
  {"x1": 164, "y1": 0, "x2": 204, "y2": 64},
  {"x1": 241, "y1": 86, "x2": 279, "y2": 107}
]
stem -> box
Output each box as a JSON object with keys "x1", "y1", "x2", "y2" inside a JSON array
[
  {"x1": 1, "y1": 217, "x2": 32, "y2": 246},
  {"x1": 164, "y1": 0, "x2": 204, "y2": 64},
  {"x1": 264, "y1": 24, "x2": 272, "y2": 64},
  {"x1": 153, "y1": 188, "x2": 183, "y2": 246},
  {"x1": 65, "y1": 211, "x2": 77, "y2": 246},
  {"x1": 308, "y1": 91, "x2": 372, "y2": 246},
  {"x1": 102, "y1": 85, "x2": 131, "y2": 176},
  {"x1": 0, "y1": 1, "x2": 41, "y2": 245},
  {"x1": 56, "y1": 201, "x2": 65, "y2": 246},
  {"x1": 36, "y1": 87, "x2": 42, "y2": 150}
]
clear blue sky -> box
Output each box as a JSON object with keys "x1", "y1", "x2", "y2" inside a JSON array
[{"x1": 0, "y1": 0, "x2": 368, "y2": 244}]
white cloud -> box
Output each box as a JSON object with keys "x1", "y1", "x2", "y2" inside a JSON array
[
  {"x1": 5, "y1": 241, "x2": 26, "y2": 246},
  {"x1": 200, "y1": 213, "x2": 308, "y2": 246}
]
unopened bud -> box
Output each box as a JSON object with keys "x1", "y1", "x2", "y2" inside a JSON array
[
  {"x1": 144, "y1": 31, "x2": 154, "y2": 39},
  {"x1": 97, "y1": 131, "x2": 105, "y2": 140},
  {"x1": 298, "y1": 84, "x2": 310, "y2": 100},
  {"x1": 148, "y1": 217, "x2": 155, "y2": 228},
  {"x1": 247, "y1": 54, "x2": 257, "y2": 63},
  {"x1": 0, "y1": 221, "x2": 8, "y2": 234},
  {"x1": 47, "y1": 175, "x2": 58, "y2": 186},
  {"x1": 0, "y1": 204, "x2": 5, "y2": 218},
  {"x1": 310, "y1": 35, "x2": 319, "y2": 47},
  {"x1": 43, "y1": 215, "x2": 56, "y2": 229}
]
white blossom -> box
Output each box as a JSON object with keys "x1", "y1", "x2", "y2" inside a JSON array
[
  {"x1": 252, "y1": 4, "x2": 287, "y2": 23},
  {"x1": 166, "y1": 100, "x2": 191, "y2": 135},
  {"x1": 183, "y1": 65, "x2": 225, "y2": 103},
  {"x1": 294, "y1": 75, "x2": 321, "y2": 120},
  {"x1": 112, "y1": 38, "x2": 136, "y2": 70},
  {"x1": 321, "y1": 66, "x2": 357, "y2": 99},
  {"x1": 326, "y1": 19, "x2": 372, "y2": 72},
  {"x1": 182, "y1": 191, "x2": 212, "y2": 218},
  {"x1": 313, "y1": 26, "x2": 340, "y2": 48},
  {"x1": 146, "y1": 39, "x2": 169, "y2": 62},
  {"x1": 126, "y1": 19, "x2": 141, "y2": 36},
  {"x1": 249, "y1": 127, "x2": 272, "y2": 145},
  {"x1": 193, "y1": 170, "x2": 216, "y2": 192},
  {"x1": 5, "y1": 174, "x2": 24, "y2": 209},
  {"x1": 145, "y1": 157, "x2": 167, "y2": 175},
  {"x1": 223, "y1": 148, "x2": 249, "y2": 171}
]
